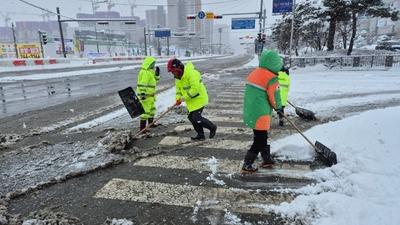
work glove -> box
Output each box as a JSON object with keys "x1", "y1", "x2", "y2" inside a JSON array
[
  {"x1": 175, "y1": 99, "x2": 182, "y2": 106},
  {"x1": 155, "y1": 66, "x2": 160, "y2": 76},
  {"x1": 139, "y1": 93, "x2": 146, "y2": 100}
]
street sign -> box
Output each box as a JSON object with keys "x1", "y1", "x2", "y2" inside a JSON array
[
  {"x1": 231, "y1": 18, "x2": 256, "y2": 30},
  {"x1": 155, "y1": 30, "x2": 171, "y2": 38},
  {"x1": 272, "y1": 0, "x2": 293, "y2": 13},
  {"x1": 198, "y1": 11, "x2": 205, "y2": 19},
  {"x1": 206, "y1": 12, "x2": 214, "y2": 19}
]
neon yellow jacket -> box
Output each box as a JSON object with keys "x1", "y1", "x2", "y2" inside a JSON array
[
  {"x1": 277, "y1": 71, "x2": 290, "y2": 106},
  {"x1": 175, "y1": 62, "x2": 208, "y2": 112},
  {"x1": 136, "y1": 56, "x2": 159, "y2": 119}
]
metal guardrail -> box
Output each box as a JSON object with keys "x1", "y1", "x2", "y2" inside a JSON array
[
  {"x1": 286, "y1": 55, "x2": 400, "y2": 69},
  {"x1": 0, "y1": 74, "x2": 135, "y2": 116}
]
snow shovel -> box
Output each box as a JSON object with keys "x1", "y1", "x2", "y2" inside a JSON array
[
  {"x1": 287, "y1": 100, "x2": 316, "y2": 121},
  {"x1": 280, "y1": 112, "x2": 337, "y2": 166},
  {"x1": 134, "y1": 104, "x2": 176, "y2": 138}
]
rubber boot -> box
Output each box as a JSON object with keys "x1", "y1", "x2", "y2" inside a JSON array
[
  {"x1": 201, "y1": 118, "x2": 217, "y2": 139},
  {"x1": 260, "y1": 145, "x2": 275, "y2": 168},
  {"x1": 139, "y1": 120, "x2": 147, "y2": 132},
  {"x1": 191, "y1": 134, "x2": 205, "y2": 141},
  {"x1": 148, "y1": 118, "x2": 158, "y2": 128},
  {"x1": 242, "y1": 151, "x2": 258, "y2": 173}
]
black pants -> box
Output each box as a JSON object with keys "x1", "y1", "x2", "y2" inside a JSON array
[
  {"x1": 278, "y1": 106, "x2": 285, "y2": 121},
  {"x1": 188, "y1": 107, "x2": 216, "y2": 136},
  {"x1": 244, "y1": 129, "x2": 270, "y2": 164}
]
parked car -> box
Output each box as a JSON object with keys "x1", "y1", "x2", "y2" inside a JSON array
[{"x1": 375, "y1": 41, "x2": 400, "y2": 51}]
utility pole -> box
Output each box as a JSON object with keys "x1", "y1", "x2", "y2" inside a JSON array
[
  {"x1": 11, "y1": 22, "x2": 19, "y2": 58},
  {"x1": 57, "y1": 7, "x2": 67, "y2": 58},
  {"x1": 259, "y1": 0, "x2": 264, "y2": 34},
  {"x1": 157, "y1": 37, "x2": 161, "y2": 56},
  {"x1": 218, "y1": 27, "x2": 222, "y2": 55},
  {"x1": 91, "y1": 0, "x2": 100, "y2": 53},
  {"x1": 289, "y1": 0, "x2": 296, "y2": 64},
  {"x1": 143, "y1": 27, "x2": 147, "y2": 56},
  {"x1": 167, "y1": 36, "x2": 170, "y2": 56}
]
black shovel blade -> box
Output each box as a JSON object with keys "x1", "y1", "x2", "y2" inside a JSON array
[
  {"x1": 295, "y1": 107, "x2": 317, "y2": 121},
  {"x1": 315, "y1": 141, "x2": 337, "y2": 166}
]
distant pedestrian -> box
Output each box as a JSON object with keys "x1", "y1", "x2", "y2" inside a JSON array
[
  {"x1": 136, "y1": 56, "x2": 160, "y2": 131},
  {"x1": 167, "y1": 58, "x2": 217, "y2": 140},
  {"x1": 277, "y1": 66, "x2": 290, "y2": 126},
  {"x1": 242, "y1": 50, "x2": 283, "y2": 173}
]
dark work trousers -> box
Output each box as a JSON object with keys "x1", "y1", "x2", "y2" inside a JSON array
[
  {"x1": 244, "y1": 129, "x2": 269, "y2": 164},
  {"x1": 278, "y1": 106, "x2": 286, "y2": 121},
  {"x1": 188, "y1": 107, "x2": 216, "y2": 136}
]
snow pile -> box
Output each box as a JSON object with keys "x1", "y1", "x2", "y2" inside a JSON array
[
  {"x1": 287, "y1": 67, "x2": 400, "y2": 119},
  {"x1": 103, "y1": 218, "x2": 134, "y2": 225},
  {"x1": 21, "y1": 209, "x2": 81, "y2": 225},
  {"x1": 99, "y1": 130, "x2": 140, "y2": 154},
  {"x1": 262, "y1": 106, "x2": 400, "y2": 225},
  {"x1": 0, "y1": 134, "x2": 22, "y2": 151},
  {"x1": 203, "y1": 157, "x2": 225, "y2": 186},
  {"x1": 241, "y1": 55, "x2": 258, "y2": 68}
]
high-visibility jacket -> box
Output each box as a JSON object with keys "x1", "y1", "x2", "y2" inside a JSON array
[
  {"x1": 136, "y1": 56, "x2": 160, "y2": 119},
  {"x1": 243, "y1": 68, "x2": 282, "y2": 131},
  {"x1": 175, "y1": 62, "x2": 208, "y2": 112},
  {"x1": 277, "y1": 71, "x2": 290, "y2": 106}
]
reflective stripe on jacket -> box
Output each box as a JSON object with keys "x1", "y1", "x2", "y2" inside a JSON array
[
  {"x1": 175, "y1": 62, "x2": 208, "y2": 112},
  {"x1": 243, "y1": 68, "x2": 282, "y2": 131},
  {"x1": 277, "y1": 71, "x2": 290, "y2": 106}
]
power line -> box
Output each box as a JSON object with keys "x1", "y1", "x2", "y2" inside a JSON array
[{"x1": 16, "y1": 0, "x2": 76, "y2": 20}]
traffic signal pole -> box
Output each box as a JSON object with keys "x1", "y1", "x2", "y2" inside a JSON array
[
  {"x1": 57, "y1": 7, "x2": 67, "y2": 58},
  {"x1": 11, "y1": 23, "x2": 19, "y2": 58},
  {"x1": 38, "y1": 31, "x2": 45, "y2": 58},
  {"x1": 289, "y1": 0, "x2": 296, "y2": 65}
]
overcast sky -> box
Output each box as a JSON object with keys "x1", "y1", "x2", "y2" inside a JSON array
[{"x1": 1, "y1": 0, "x2": 283, "y2": 52}]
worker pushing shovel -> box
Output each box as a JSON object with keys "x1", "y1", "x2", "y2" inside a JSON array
[{"x1": 167, "y1": 58, "x2": 217, "y2": 141}]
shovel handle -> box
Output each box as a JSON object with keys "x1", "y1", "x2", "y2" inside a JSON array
[
  {"x1": 287, "y1": 100, "x2": 296, "y2": 108},
  {"x1": 135, "y1": 104, "x2": 176, "y2": 137},
  {"x1": 281, "y1": 112, "x2": 316, "y2": 150}
]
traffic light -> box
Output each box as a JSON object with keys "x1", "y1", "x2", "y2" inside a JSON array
[
  {"x1": 213, "y1": 15, "x2": 223, "y2": 19},
  {"x1": 41, "y1": 32, "x2": 48, "y2": 45},
  {"x1": 257, "y1": 33, "x2": 262, "y2": 41},
  {"x1": 187, "y1": 15, "x2": 196, "y2": 20},
  {"x1": 262, "y1": 33, "x2": 266, "y2": 43}
]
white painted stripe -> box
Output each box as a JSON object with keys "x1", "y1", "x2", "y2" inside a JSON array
[
  {"x1": 207, "y1": 103, "x2": 242, "y2": 109},
  {"x1": 94, "y1": 178, "x2": 294, "y2": 215},
  {"x1": 206, "y1": 109, "x2": 242, "y2": 115},
  {"x1": 218, "y1": 95, "x2": 244, "y2": 99},
  {"x1": 175, "y1": 125, "x2": 252, "y2": 135},
  {"x1": 215, "y1": 99, "x2": 243, "y2": 104},
  {"x1": 221, "y1": 92, "x2": 244, "y2": 95},
  {"x1": 135, "y1": 155, "x2": 312, "y2": 178},
  {"x1": 158, "y1": 136, "x2": 252, "y2": 150},
  {"x1": 206, "y1": 116, "x2": 242, "y2": 123}
]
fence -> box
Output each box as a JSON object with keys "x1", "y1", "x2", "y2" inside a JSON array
[
  {"x1": 286, "y1": 55, "x2": 400, "y2": 69},
  {"x1": 0, "y1": 73, "x2": 134, "y2": 117}
]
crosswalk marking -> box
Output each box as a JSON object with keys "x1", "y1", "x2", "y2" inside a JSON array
[
  {"x1": 94, "y1": 178, "x2": 294, "y2": 215},
  {"x1": 206, "y1": 109, "x2": 242, "y2": 116},
  {"x1": 220, "y1": 91, "x2": 244, "y2": 96},
  {"x1": 215, "y1": 100, "x2": 243, "y2": 104},
  {"x1": 206, "y1": 115, "x2": 242, "y2": 123},
  {"x1": 174, "y1": 125, "x2": 252, "y2": 135},
  {"x1": 208, "y1": 103, "x2": 242, "y2": 109},
  {"x1": 158, "y1": 136, "x2": 252, "y2": 150},
  {"x1": 135, "y1": 155, "x2": 312, "y2": 179}
]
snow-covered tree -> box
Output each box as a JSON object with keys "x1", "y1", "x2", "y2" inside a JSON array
[{"x1": 346, "y1": 0, "x2": 398, "y2": 55}]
